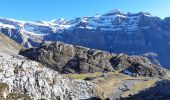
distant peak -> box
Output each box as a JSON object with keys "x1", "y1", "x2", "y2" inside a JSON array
[
  {"x1": 138, "y1": 12, "x2": 152, "y2": 16},
  {"x1": 127, "y1": 11, "x2": 152, "y2": 17},
  {"x1": 110, "y1": 9, "x2": 123, "y2": 14},
  {"x1": 94, "y1": 14, "x2": 101, "y2": 17},
  {"x1": 51, "y1": 18, "x2": 67, "y2": 24},
  {"x1": 104, "y1": 9, "x2": 125, "y2": 16},
  {"x1": 0, "y1": 17, "x2": 26, "y2": 23}
]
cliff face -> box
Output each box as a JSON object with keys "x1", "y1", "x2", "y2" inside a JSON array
[
  {"x1": 1, "y1": 11, "x2": 170, "y2": 69},
  {"x1": 19, "y1": 41, "x2": 167, "y2": 77},
  {"x1": 0, "y1": 45, "x2": 169, "y2": 100},
  {"x1": 0, "y1": 52, "x2": 97, "y2": 100},
  {"x1": 0, "y1": 11, "x2": 170, "y2": 99},
  {"x1": 0, "y1": 35, "x2": 169, "y2": 100}
]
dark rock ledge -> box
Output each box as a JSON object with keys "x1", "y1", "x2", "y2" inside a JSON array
[{"x1": 19, "y1": 41, "x2": 167, "y2": 77}]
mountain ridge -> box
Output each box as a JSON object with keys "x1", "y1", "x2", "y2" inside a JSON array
[
  {"x1": 19, "y1": 41, "x2": 168, "y2": 77},
  {"x1": 0, "y1": 33, "x2": 23, "y2": 54},
  {"x1": 0, "y1": 9, "x2": 170, "y2": 69},
  {"x1": 0, "y1": 10, "x2": 170, "y2": 99}
]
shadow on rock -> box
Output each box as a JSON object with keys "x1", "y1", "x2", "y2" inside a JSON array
[{"x1": 121, "y1": 79, "x2": 170, "y2": 100}]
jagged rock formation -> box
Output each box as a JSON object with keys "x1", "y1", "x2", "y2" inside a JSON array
[
  {"x1": 0, "y1": 52, "x2": 98, "y2": 100},
  {"x1": 0, "y1": 10, "x2": 170, "y2": 100},
  {"x1": 111, "y1": 54, "x2": 166, "y2": 77},
  {"x1": 0, "y1": 18, "x2": 42, "y2": 47},
  {"x1": 1, "y1": 10, "x2": 170, "y2": 69},
  {"x1": 19, "y1": 41, "x2": 167, "y2": 77},
  {"x1": 0, "y1": 29, "x2": 169, "y2": 100},
  {"x1": 19, "y1": 41, "x2": 115, "y2": 74}
]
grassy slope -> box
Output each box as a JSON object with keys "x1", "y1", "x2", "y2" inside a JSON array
[
  {"x1": 64, "y1": 72, "x2": 160, "y2": 99},
  {"x1": 0, "y1": 33, "x2": 24, "y2": 54}
]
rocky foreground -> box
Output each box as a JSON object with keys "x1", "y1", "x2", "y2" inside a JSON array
[
  {"x1": 0, "y1": 52, "x2": 99, "y2": 100},
  {"x1": 1, "y1": 52, "x2": 170, "y2": 100},
  {"x1": 0, "y1": 34, "x2": 170, "y2": 100},
  {"x1": 1, "y1": 10, "x2": 170, "y2": 69}
]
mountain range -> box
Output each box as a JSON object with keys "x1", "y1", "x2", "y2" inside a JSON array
[
  {"x1": 0, "y1": 33, "x2": 170, "y2": 100},
  {"x1": 0, "y1": 9, "x2": 170, "y2": 69},
  {"x1": 2, "y1": 14, "x2": 170, "y2": 100}
]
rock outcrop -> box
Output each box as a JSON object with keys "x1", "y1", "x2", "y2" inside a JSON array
[
  {"x1": 19, "y1": 41, "x2": 167, "y2": 77},
  {"x1": 1, "y1": 10, "x2": 170, "y2": 69},
  {"x1": 20, "y1": 41, "x2": 115, "y2": 74},
  {"x1": 0, "y1": 52, "x2": 98, "y2": 100},
  {"x1": 110, "y1": 54, "x2": 166, "y2": 77}
]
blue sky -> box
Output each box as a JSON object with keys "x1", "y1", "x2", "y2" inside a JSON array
[{"x1": 0, "y1": 0, "x2": 169, "y2": 21}]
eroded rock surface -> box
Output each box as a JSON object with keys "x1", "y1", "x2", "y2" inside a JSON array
[
  {"x1": 19, "y1": 41, "x2": 167, "y2": 77},
  {"x1": 0, "y1": 52, "x2": 98, "y2": 100}
]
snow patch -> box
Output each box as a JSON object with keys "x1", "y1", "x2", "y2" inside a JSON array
[
  {"x1": 123, "y1": 70, "x2": 133, "y2": 76},
  {"x1": 0, "y1": 22, "x2": 16, "y2": 29}
]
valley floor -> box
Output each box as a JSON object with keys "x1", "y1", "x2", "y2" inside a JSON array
[{"x1": 65, "y1": 72, "x2": 169, "y2": 99}]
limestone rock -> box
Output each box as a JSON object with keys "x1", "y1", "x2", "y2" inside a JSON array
[
  {"x1": 0, "y1": 52, "x2": 98, "y2": 100},
  {"x1": 19, "y1": 41, "x2": 167, "y2": 77}
]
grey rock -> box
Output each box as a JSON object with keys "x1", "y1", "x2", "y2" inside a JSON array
[
  {"x1": 1, "y1": 10, "x2": 170, "y2": 69},
  {"x1": 110, "y1": 80, "x2": 141, "y2": 100},
  {"x1": 0, "y1": 52, "x2": 98, "y2": 100},
  {"x1": 19, "y1": 41, "x2": 167, "y2": 77}
]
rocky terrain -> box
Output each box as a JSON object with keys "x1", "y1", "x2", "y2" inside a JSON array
[
  {"x1": 0, "y1": 10, "x2": 170, "y2": 69},
  {"x1": 0, "y1": 34, "x2": 170, "y2": 100},
  {"x1": 19, "y1": 41, "x2": 167, "y2": 78},
  {"x1": 0, "y1": 35, "x2": 99, "y2": 100},
  {"x1": 64, "y1": 67, "x2": 170, "y2": 100},
  {"x1": 18, "y1": 41, "x2": 170, "y2": 100},
  {"x1": 0, "y1": 9, "x2": 170, "y2": 100},
  {"x1": 1, "y1": 51, "x2": 169, "y2": 100},
  {"x1": 0, "y1": 52, "x2": 99, "y2": 100}
]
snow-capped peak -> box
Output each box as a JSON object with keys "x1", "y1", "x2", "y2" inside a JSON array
[
  {"x1": 0, "y1": 17, "x2": 26, "y2": 24},
  {"x1": 127, "y1": 12, "x2": 153, "y2": 17},
  {"x1": 104, "y1": 9, "x2": 125, "y2": 16},
  {"x1": 51, "y1": 18, "x2": 68, "y2": 25},
  {"x1": 0, "y1": 17, "x2": 26, "y2": 28},
  {"x1": 94, "y1": 14, "x2": 101, "y2": 18},
  {"x1": 0, "y1": 9, "x2": 158, "y2": 48},
  {"x1": 0, "y1": 9, "x2": 156, "y2": 34}
]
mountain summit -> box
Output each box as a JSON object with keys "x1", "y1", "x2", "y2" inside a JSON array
[
  {"x1": 0, "y1": 9, "x2": 170, "y2": 100},
  {"x1": 0, "y1": 10, "x2": 170, "y2": 69}
]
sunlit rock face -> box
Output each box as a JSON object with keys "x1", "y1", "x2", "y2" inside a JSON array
[
  {"x1": 19, "y1": 41, "x2": 167, "y2": 78},
  {"x1": 1, "y1": 10, "x2": 170, "y2": 68},
  {"x1": 0, "y1": 52, "x2": 97, "y2": 100}
]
